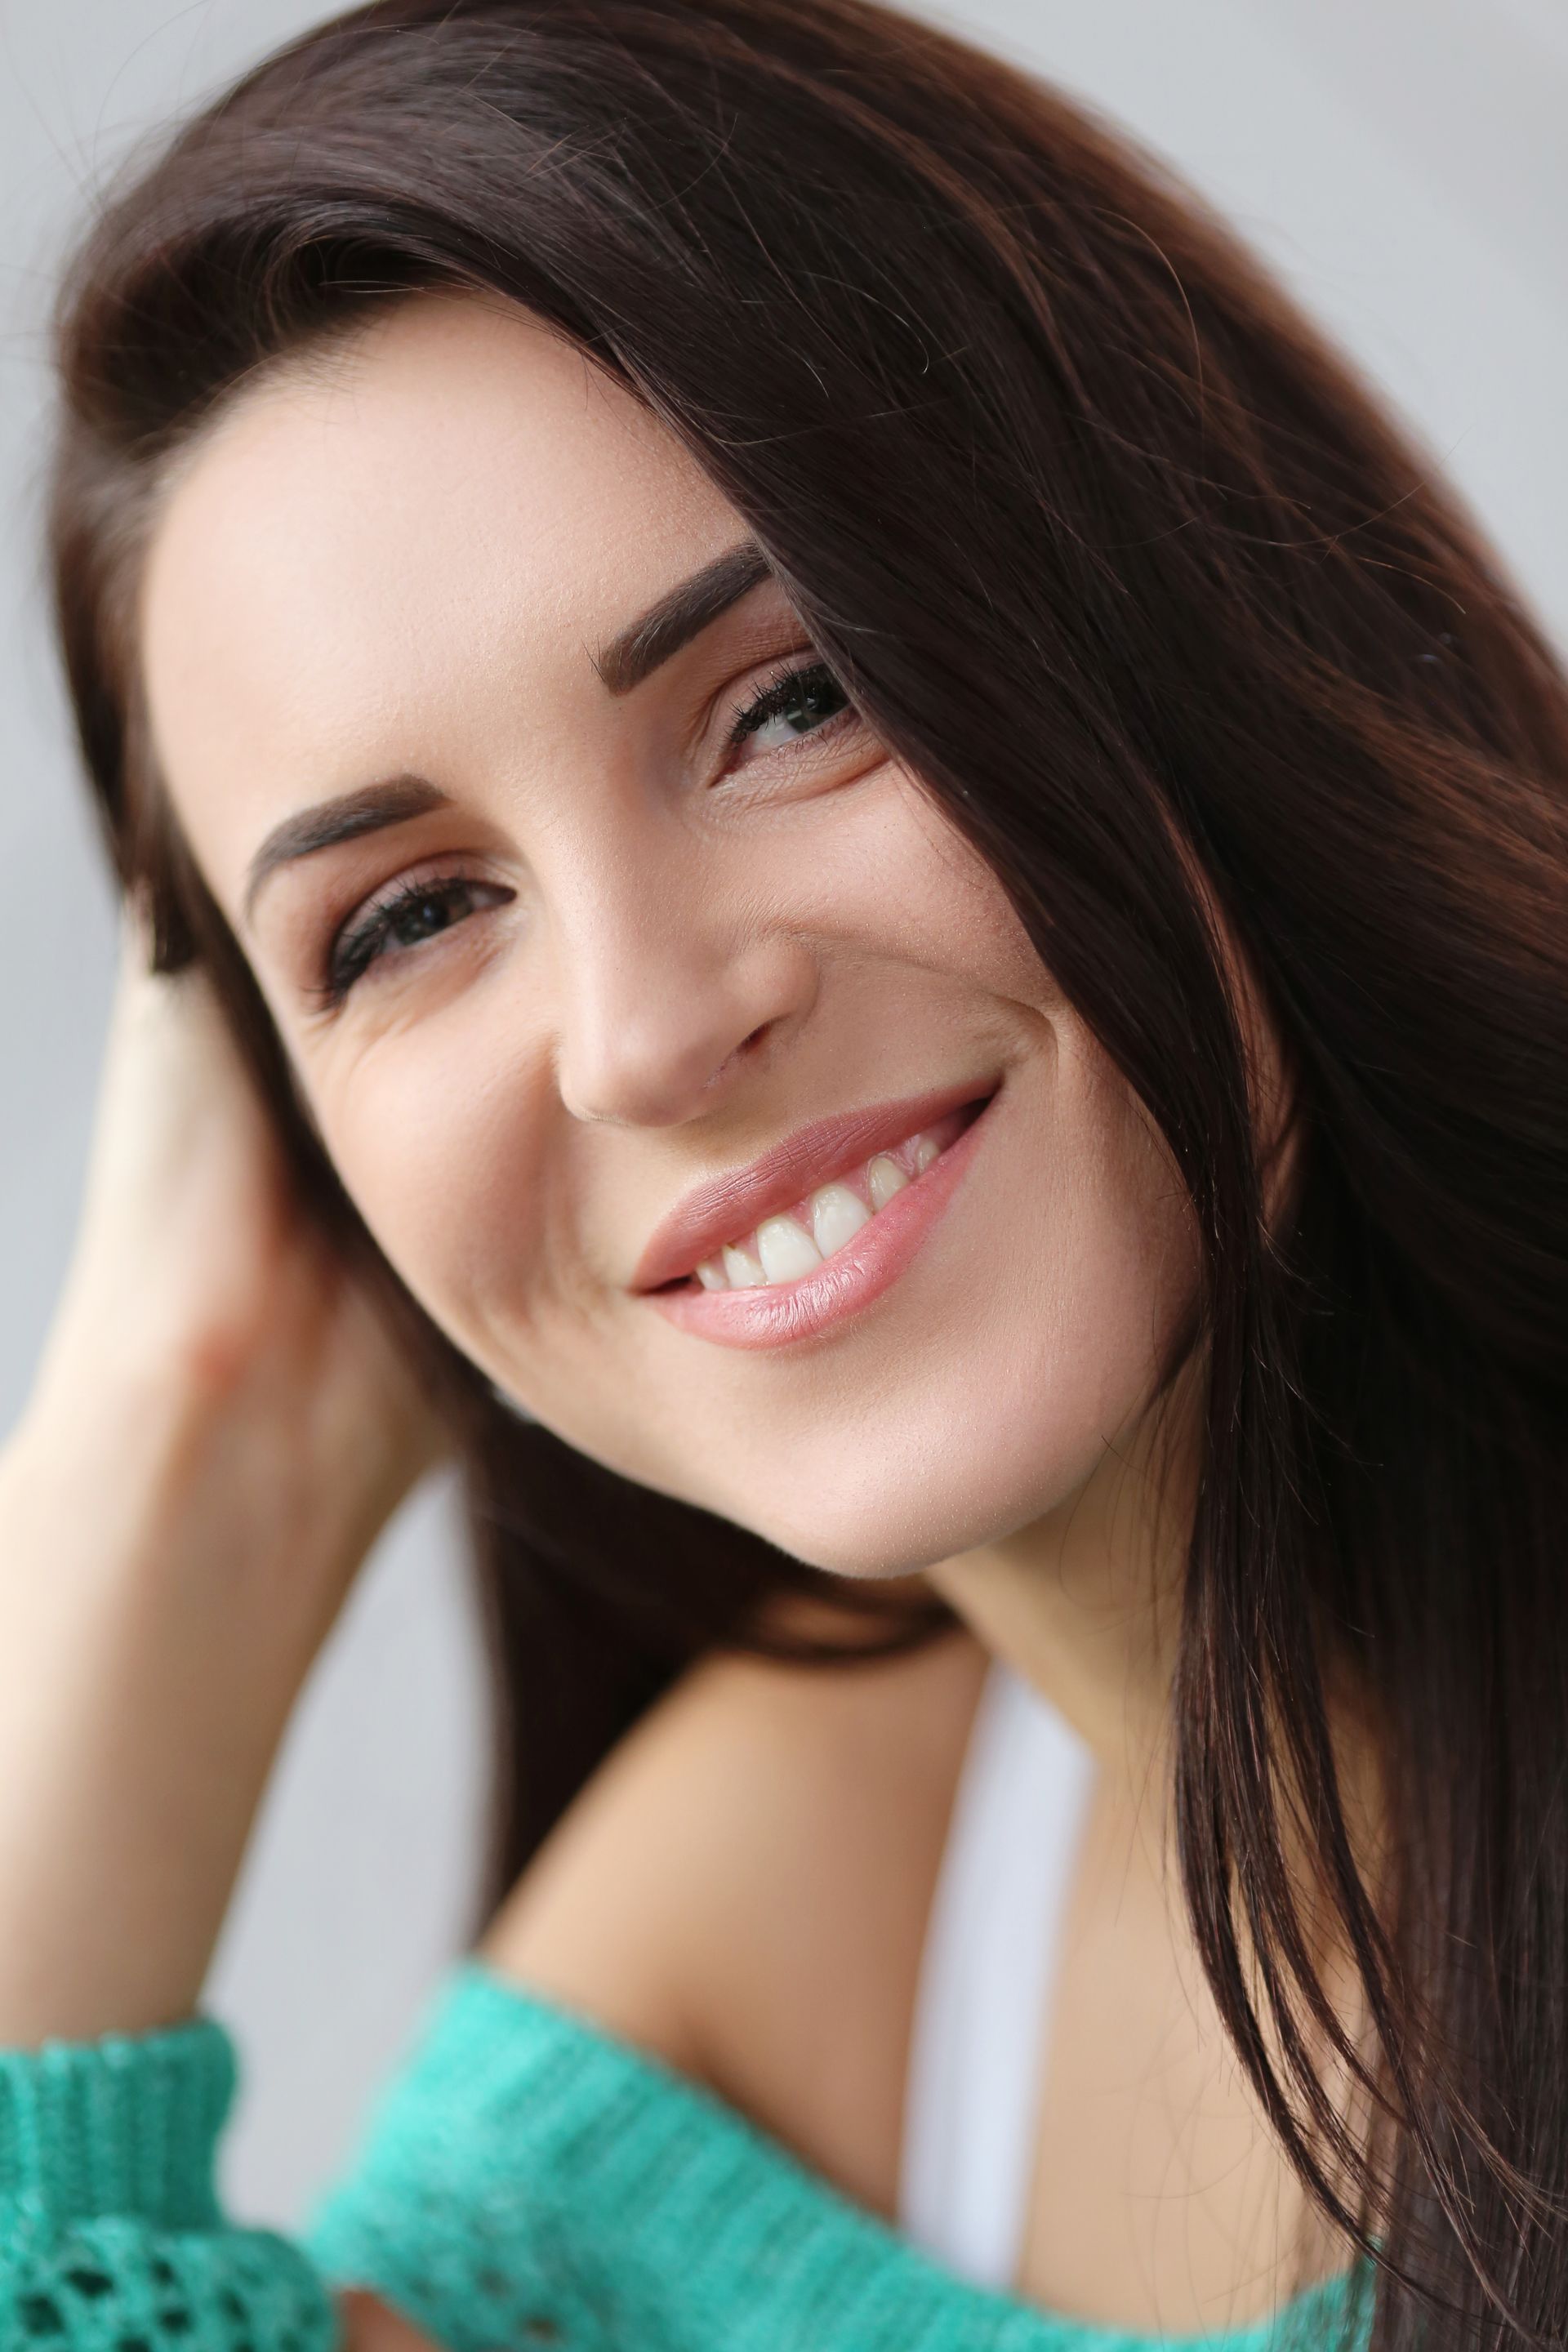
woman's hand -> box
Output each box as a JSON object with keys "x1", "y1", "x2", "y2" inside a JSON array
[
  {"x1": 0, "y1": 902, "x2": 448, "y2": 2043},
  {"x1": 26, "y1": 902, "x2": 443, "y2": 1557}
]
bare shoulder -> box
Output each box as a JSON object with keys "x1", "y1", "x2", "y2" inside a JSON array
[{"x1": 478, "y1": 1580, "x2": 988, "y2": 2205}]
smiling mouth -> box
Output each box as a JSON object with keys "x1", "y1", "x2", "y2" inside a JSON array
[{"x1": 654, "y1": 1095, "x2": 993, "y2": 1294}]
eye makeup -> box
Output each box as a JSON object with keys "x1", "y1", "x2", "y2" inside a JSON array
[
  {"x1": 310, "y1": 863, "x2": 516, "y2": 1009},
  {"x1": 299, "y1": 649, "x2": 867, "y2": 1011},
  {"x1": 722, "y1": 657, "x2": 856, "y2": 758}
]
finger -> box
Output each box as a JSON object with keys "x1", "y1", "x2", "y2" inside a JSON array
[
  {"x1": 118, "y1": 882, "x2": 158, "y2": 979},
  {"x1": 109, "y1": 890, "x2": 229, "y2": 1054}
]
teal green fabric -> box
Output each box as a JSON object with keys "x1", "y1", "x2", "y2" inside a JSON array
[
  {"x1": 0, "y1": 2011, "x2": 333, "y2": 2352},
  {"x1": 0, "y1": 1959, "x2": 1374, "y2": 2352}
]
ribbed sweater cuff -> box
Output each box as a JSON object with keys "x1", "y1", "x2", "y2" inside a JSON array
[{"x1": 0, "y1": 2014, "x2": 235, "y2": 2230}]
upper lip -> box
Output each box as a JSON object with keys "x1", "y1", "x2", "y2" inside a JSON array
[{"x1": 630, "y1": 1076, "x2": 1000, "y2": 1293}]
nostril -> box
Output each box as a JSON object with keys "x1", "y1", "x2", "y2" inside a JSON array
[{"x1": 706, "y1": 1022, "x2": 772, "y2": 1093}]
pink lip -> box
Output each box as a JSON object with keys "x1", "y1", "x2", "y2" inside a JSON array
[
  {"x1": 644, "y1": 1084, "x2": 1002, "y2": 1351},
  {"x1": 630, "y1": 1076, "x2": 1000, "y2": 1295}
]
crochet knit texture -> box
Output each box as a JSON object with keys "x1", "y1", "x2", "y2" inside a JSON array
[{"x1": 0, "y1": 1959, "x2": 1374, "y2": 2352}]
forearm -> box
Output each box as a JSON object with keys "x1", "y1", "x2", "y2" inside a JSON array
[{"x1": 0, "y1": 1377, "x2": 380, "y2": 2045}]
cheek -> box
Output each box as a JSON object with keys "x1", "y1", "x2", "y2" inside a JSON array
[
  {"x1": 311, "y1": 1018, "x2": 567, "y2": 1361},
  {"x1": 816, "y1": 768, "x2": 1052, "y2": 1003},
  {"x1": 974, "y1": 1056, "x2": 1200, "y2": 1509},
  {"x1": 713, "y1": 1048, "x2": 1201, "y2": 1579}
]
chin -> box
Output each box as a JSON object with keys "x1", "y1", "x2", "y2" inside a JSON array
[{"x1": 679, "y1": 1392, "x2": 1144, "y2": 1583}]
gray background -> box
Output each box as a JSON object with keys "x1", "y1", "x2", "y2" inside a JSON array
[{"x1": 2, "y1": 0, "x2": 1563, "y2": 2229}]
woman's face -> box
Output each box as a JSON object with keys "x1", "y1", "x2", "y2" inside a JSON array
[{"x1": 138, "y1": 291, "x2": 1202, "y2": 1578}]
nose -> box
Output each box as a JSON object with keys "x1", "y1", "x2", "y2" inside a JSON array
[{"x1": 549, "y1": 858, "x2": 817, "y2": 1130}]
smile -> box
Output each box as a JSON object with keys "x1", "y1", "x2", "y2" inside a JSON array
[
  {"x1": 687, "y1": 1102, "x2": 979, "y2": 1290},
  {"x1": 642, "y1": 1083, "x2": 1003, "y2": 1352}
]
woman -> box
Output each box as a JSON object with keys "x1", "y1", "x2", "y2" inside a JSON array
[{"x1": 1, "y1": 0, "x2": 1563, "y2": 2345}]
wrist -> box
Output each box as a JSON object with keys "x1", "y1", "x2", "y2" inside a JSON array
[
  {"x1": 0, "y1": 1399, "x2": 341, "y2": 2047},
  {"x1": 11, "y1": 1356, "x2": 226, "y2": 1524},
  {"x1": 7, "y1": 1361, "x2": 390, "y2": 1671}
]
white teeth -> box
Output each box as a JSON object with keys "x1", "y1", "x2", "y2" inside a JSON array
[
  {"x1": 866, "y1": 1153, "x2": 909, "y2": 1211},
  {"x1": 722, "y1": 1241, "x2": 767, "y2": 1288},
  {"x1": 692, "y1": 1116, "x2": 959, "y2": 1293},
  {"x1": 755, "y1": 1214, "x2": 823, "y2": 1283},
  {"x1": 809, "y1": 1181, "x2": 872, "y2": 1257}
]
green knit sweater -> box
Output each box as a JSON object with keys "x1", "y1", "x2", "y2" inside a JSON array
[{"x1": 0, "y1": 1959, "x2": 1373, "y2": 2352}]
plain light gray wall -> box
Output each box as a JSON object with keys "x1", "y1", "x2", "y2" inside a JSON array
[{"x1": 2, "y1": 0, "x2": 1563, "y2": 2230}]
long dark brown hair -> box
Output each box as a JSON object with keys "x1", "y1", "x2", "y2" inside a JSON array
[{"x1": 42, "y1": 1, "x2": 1568, "y2": 2341}]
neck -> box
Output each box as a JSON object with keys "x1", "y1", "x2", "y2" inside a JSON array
[
  {"x1": 925, "y1": 1346, "x2": 1203, "y2": 1806},
  {"x1": 926, "y1": 1339, "x2": 1384, "y2": 1937},
  {"x1": 924, "y1": 1345, "x2": 1383, "y2": 2272}
]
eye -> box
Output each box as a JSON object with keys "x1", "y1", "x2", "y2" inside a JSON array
[
  {"x1": 722, "y1": 657, "x2": 861, "y2": 768},
  {"x1": 311, "y1": 866, "x2": 514, "y2": 1011}
]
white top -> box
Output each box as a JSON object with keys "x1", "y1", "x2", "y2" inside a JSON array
[{"x1": 897, "y1": 1652, "x2": 1097, "y2": 2292}]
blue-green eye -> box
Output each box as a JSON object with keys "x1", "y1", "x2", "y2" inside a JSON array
[{"x1": 725, "y1": 659, "x2": 854, "y2": 756}]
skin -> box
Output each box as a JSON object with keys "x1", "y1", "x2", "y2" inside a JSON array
[
  {"x1": 138, "y1": 290, "x2": 1206, "y2": 1587},
  {"x1": 0, "y1": 287, "x2": 1366, "y2": 2341}
]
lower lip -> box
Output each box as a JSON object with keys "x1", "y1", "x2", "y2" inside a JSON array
[{"x1": 644, "y1": 1088, "x2": 1002, "y2": 1352}]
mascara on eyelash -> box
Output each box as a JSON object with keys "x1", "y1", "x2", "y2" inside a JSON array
[
  {"x1": 725, "y1": 658, "x2": 847, "y2": 749},
  {"x1": 318, "y1": 871, "x2": 490, "y2": 1007}
]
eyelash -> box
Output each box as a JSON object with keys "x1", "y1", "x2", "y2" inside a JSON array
[
  {"x1": 311, "y1": 657, "x2": 858, "y2": 1010},
  {"x1": 722, "y1": 656, "x2": 854, "y2": 753},
  {"x1": 310, "y1": 867, "x2": 510, "y2": 1012}
]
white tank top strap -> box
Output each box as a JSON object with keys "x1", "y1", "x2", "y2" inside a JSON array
[{"x1": 897, "y1": 1650, "x2": 1097, "y2": 2292}]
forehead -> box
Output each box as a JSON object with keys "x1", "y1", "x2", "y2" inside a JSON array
[{"x1": 137, "y1": 292, "x2": 737, "y2": 883}]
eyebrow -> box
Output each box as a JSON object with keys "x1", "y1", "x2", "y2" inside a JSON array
[
  {"x1": 241, "y1": 537, "x2": 779, "y2": 924},
  {"x1": 241, "y1": 774, "x2": 451, "y2": 925},
  {"x1": 589, "y1": 536, "x2": 777, "y2": 695}
]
